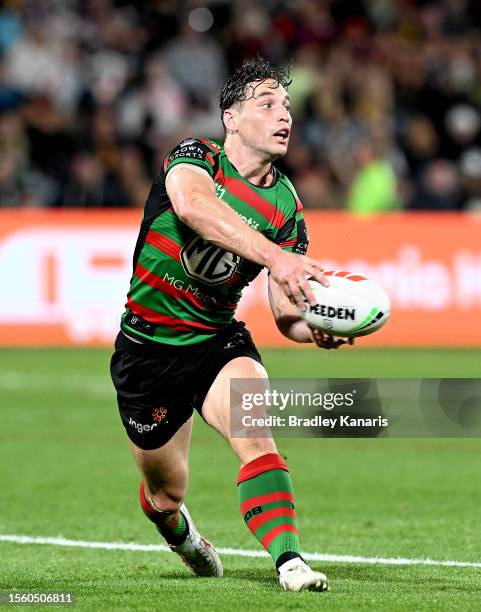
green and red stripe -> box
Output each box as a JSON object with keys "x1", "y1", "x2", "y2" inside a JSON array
[
  {"x1": 248, "y1": 506, "x2": 297, "y2": 532},
  {"x1": 124, "y1": 137, "x2": 307, "y2": 346},
  {"x1": 145, "y1": 230, "x2": 181, "y2": 261},
  {"x1": 237, "y1": 453, "x2": 301, "y2": 565},
  {"x1": 126, "y1": 297, "x2": 221, "y2": 332},
  {"x1": 240, "y1": 491, "x2": 295, "y2": 515},
  {"x1": 214, "y1": 168, "x2": 287, "y2": 229},
  {"x1": 133, "y1": 263, "x2": 207, "y2": 310}
]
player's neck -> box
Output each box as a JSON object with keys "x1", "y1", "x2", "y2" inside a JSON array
[{"x1": 224, "y1": 139, "x2": 274, "y2": 187}]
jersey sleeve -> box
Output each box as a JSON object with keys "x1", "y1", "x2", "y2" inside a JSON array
[
  {"x1": 163, "y1": 138, "x2": 217, "y2": 178},
  {"x1": 274, "y1": 185, "x2": 309, "y2": 255}
]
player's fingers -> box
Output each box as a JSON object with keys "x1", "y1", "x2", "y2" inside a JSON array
[
  {"x1": 312, "y1": 331, "x2": 353, "y2": 350},
  {"x1": 299, "y1": 277, "x2": 317, "y2": 306},
  {"x1": 312, "y1": 330, "x2": 334, "y2": 349},
  {"x1": 314, "y1": 338, "x2": 331, "y2": 349},
  {"x1": 305, "y1": 260, "x2": 329, "y2": 287},
  {"x1": 310, "y1": 329, "x2": 322, "y2": 346},
  {"x1": 286, "y1": 278, "x2": 305, "y2": 308},
  {"x1": 331, "y1": 336, "x2": 355, "y2": 349}
]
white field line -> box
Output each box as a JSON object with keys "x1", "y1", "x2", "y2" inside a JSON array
[{"x1": 1, "y1": 534, "x2": 480, "y2": 569}]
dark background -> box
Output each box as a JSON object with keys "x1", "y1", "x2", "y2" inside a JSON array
[{"x1": 1, "y1": 0, "x2": 480, "y2": 212}]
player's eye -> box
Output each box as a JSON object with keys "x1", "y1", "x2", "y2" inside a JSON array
[{"x1": 262, "y1": 102, "x2": 273, "y2": 109}]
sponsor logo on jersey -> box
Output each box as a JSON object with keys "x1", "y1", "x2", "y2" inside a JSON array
[
  {"x1": 224, "y1": 332, "x2": 246, "y2": 349},
  {"x1": 180, "y1": 235, "x2": 239, "y2": 285},
  {"x1": 236, "y1": 211, "x2": 260, "y2": 230},
  {"x1": 214, "y1": 182, "x2": 260, "y2": 230},
  {"x1": 162, "y1": 273, "x2": 220, "y2": 304},
  {"x1": 294, "y1": 219, "x2": 309, "y2": 254},
  {"x1": 128, "y1": 417, "x2": 158, "y2": 433},
  {"x1": 179, "y1": 138, "x2": 197, "y2": 147},
  {"x1": 294, "y1": 242, "x2": 308, "y2": 254},
  {"x1": 215, "y1": 181, "x2": 226, "y2": 199},
  {"x1": 170, "y1": 141, "x2": 205, "y2": 162},
  {"x1": 152, "y1": 407, "x2": 168, "y2": 423}
]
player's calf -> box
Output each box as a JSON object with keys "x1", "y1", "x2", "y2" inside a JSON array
[
  {"x1": 237, "y1": 453, "x2": 328, "y2": 592},
  {"x1": 140, "y1": 481, "x2": 188, "y2": 545},
  {"x1": 139, "y1": 481, "x2": 223, "y2": 577}
]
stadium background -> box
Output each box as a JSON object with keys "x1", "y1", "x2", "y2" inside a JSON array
[
  {"x1": 1, "y1": 0, "x2": 481, "y2": 347},
  {"x1": 1, "y1": 1, "x2": 481, "y2": 610}
]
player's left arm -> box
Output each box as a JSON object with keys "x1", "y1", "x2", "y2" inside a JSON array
[
  {"x1": 268, "y1": 276, "x2": 353, "y2": 349},
  {"x1": 268, "y1": 187, "x2": 353, "y2": 350}
]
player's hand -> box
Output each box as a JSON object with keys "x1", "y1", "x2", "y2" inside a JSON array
[
  {"x1": 310, "y1": 328, "x2": 355, "y2": 350},
  {"x1": 268, "y1": 251, "x2": 329, "y2": 308}
]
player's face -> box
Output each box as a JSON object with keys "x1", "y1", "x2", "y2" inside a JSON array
[{"x1": 236, "y1": 79, "x2": 292, "y2": 160}]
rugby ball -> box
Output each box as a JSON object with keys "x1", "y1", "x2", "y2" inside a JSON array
[{"x1": 300, "y1": 271, "x2": 390, "y2": 337}]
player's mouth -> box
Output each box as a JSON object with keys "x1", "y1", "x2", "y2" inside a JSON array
[{"x1": 273, "y1": 128, "x2": 290, "y2": 144}]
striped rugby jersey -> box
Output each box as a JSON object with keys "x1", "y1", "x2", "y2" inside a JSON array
[{"x1": 121, "y1": 137, "x2": 309, "y2": 345}]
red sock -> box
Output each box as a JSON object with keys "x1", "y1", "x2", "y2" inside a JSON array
[
  {"x1": 237, "y1": 453, "x2": 301, "y2": 568},
  {"x1": 139, "y1": 481, "x2": 188, "y2": 545}
]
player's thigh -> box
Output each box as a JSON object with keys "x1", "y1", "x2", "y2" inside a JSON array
[
  {"x1": 129, "y1": 415, "x2": 193, "y2": 508},
  {"x1": 202, "y1": 356, "x2": 277, "y2": 464}
]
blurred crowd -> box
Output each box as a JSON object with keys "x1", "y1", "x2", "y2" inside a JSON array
[{"x1": 1, "y1": 0, "x2": 481, "y2": 212}]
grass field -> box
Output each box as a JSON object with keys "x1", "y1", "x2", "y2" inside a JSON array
[{"x1": 1, "y1": 347, "x2": 481, "y2": 610}]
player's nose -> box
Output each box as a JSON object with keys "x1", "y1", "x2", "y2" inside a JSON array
[{"x1": 278, "y1": 108, "x2": 291, "y2": 125}]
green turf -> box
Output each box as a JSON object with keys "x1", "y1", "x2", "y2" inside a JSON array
[{"x1": 1, "y1": 347, "x2": 481, "y2": 610}]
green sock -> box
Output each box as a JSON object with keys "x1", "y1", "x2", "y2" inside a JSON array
[
  {"x1": 237, "y1": 453, "x2": 301, "y2": 566},
  {"x1": 139, "y1": 481, "x2": 188, "y2": 545}
]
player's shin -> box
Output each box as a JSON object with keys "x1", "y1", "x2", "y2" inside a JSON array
[
  {"x1": 237, "y1": 453, "x2": 302, "y2": 569},
  {"x1": 139, "y1": 481, "x2": 188, "y2": 545}
]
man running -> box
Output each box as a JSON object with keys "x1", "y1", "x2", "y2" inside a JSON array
[{"x1": 111, "y1": 56, "x2": 351, "y2": 593}]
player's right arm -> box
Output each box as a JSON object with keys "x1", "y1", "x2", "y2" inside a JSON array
[
  {"x1": 268, "y1": 274, "x2": 353, "y2": 349},
  {"x1": 166, "y1": 165, "x2": 328, "y2": 307}
]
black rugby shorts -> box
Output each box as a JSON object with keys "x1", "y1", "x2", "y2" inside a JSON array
[{"x1": 110, "y1": 320, "x2": 262, "y2": 450}]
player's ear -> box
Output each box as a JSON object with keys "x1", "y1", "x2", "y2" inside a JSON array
[{"x1": 223, "y1": 107, "x2": 238, "y2": 134}]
